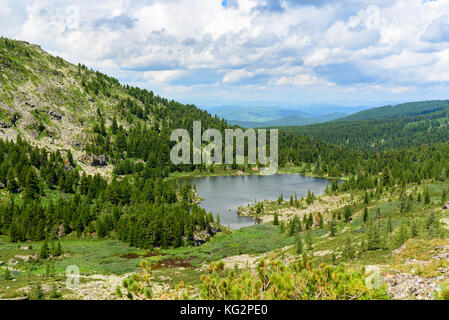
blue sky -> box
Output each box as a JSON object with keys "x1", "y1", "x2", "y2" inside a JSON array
[{"x1": 2, "y1": 0, "x2": 449, "y2": 108}]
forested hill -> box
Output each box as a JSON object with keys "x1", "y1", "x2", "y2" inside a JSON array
[
  {"x1": 0, "y1": 37, "x2": 233, "y2": 247},
  {"x1": 280, "y1": 100, "x2": 449, "y2": 151},
  {"x1": 0, "y1": 37, "x2": 229, "y2": 176},
  {"x1": 0, "y1": 37, "x2": 354, "y2": 247},
  {"x1": 341, "y1": 100, "x2": 449, "y2": 121}
]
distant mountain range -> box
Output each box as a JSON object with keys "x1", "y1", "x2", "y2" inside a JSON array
[
  {"x1": 226, "y1": 113, "x2": 346, "y2": 128},
  {"x1": 205, "y1": 105, "x2": 373, "y2": 128}
]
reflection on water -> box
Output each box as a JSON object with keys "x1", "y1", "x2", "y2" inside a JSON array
[{"x1": 182, "y1": 174, "x2": 331, "y2": 230}]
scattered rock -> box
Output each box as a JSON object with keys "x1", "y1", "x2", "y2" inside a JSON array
[
  {"x1": 24, "y1": 102, "x2": 36, "y2": 109},
  {"x1": 314, "y1": 250, "x2": 332, "y2": 257},
  {"x1": 48, "y1": 109, "x2": 62, "y2": 120},
  {"x1": 439, "y1": 218, "x2": 449, "y2": 230},
  {"x1": 0, "y1": 121, "x2": 11, "y2": 129},
  {"x1": 383, "y1": 273, "x2": 439, "y2": 300},
  {"x1": 392, "y1": 243, "x2": 407, "y2": 255},
  {"x1": 8, "y1": 259, "x2": 19, "y2": 267},
  {"x1": 82, "y1": 154, "x2": 109, "y2": 167},
  {"x1": 72, "y1": 141, "x2": 84, "y2": 149},
  {"x1": 58, "y1": 224, "x2": 64, "y2": 239},
  {"x1": 193, "y1": 223, "x2": 220, "y2": 246},
  {"x1": 404, "y1": 259, "x2": 430, "y2": 266},
  {"x1": 432, "y1": 252, "x2": 449, "y2": 260},
  {"x1": 14, "y1": 254, "x2": 37, "y2": 262}
]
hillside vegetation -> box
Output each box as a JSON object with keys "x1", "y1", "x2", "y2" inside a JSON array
[
  {"x1": 342, "y1": 100, "x2": 449, "y2": 121},
  {"x1": 1, "y1": 37, "x2": 449, "y2": 301},
  {"x1": 280, "y1": 100, "x2": 449, "y2": 151},
  {"x1": 0, "y1": 37, "x2": 229, "y2": 177}
]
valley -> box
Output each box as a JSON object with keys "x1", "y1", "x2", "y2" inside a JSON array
[{"x1": 1, "y1": 37, "x2": 449, "y2": 301}]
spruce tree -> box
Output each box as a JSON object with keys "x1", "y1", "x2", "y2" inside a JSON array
[
  {"x1": 39, "y1": 239, "x2": 49, "y2": 259},
  {"x1": 424, "y1": 189, "x2": 431, "y2": 205},
  {"x1": 344, "y1": 206, "x2": 352, "y2": 222},
  {"x1": 305, "y1": 231, "x2": 313, "y2": 250},
  {"x1": 273, "y1": 212, "x2": 279, "y2": 226},
  {"x1": 6, "y1": 168, "x2": 17, "y2": 193},
  {"x1": 24, "y1": 168, "x2": 39, "y2": 200},
  {"x1": 295, "y1": 235, "x2": 303, "y2": 255},
  {"x1": 67, "y1": 149, "x2": 74, "y2": 166},
  {"x1": 363, "y1": 207, "x2": 368, "y2": 223}
]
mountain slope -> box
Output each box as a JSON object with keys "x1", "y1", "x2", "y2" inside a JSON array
[
  {"x1": 228, "y1": 113, "x2": 346, "y2": 128},
  {"x1": 281, "y1": 100, "x2": 449, "y2": 151},
  {"x1": 342, "y1": 100, "x2": 449, "y2": 121},
  {"x1": 0, "y1": 38, "x2": 227, "y2": 176},
  {"x1": 0, "y1": 37, "x2": 226, "y2": 249}
]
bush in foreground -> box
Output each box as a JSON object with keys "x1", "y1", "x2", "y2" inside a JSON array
[{"x1": 118, "y1": 256, "x2": 389, "y2": 300}]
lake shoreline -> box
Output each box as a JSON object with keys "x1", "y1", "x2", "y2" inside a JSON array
[
  {"x1": 181, "y1": 173, "x2": 333, "y2": 230},
  {"x1": 169, "y1": 165, "x2": 346, "y2": 181}
]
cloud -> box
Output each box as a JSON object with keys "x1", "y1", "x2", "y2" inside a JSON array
[
  {"x1": 222, "y1": 69, "x2": 255, "y2": 84},
  {"x1": 421, "y1": 15, "x2": 449, "y2": 43},
  {"x1": 315, "y1": 62, "x2": 378, "y2": 85},
  {"x1": 94, "y1": 14, "x2": 136, "y2": 29},
  {"x1": 2, "y1": 0, "x2": 449, "y2": 105}
]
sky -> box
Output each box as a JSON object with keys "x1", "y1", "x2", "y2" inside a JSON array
[{"x1": 2, "y1": 0, "x2": 449, "y2": 108}]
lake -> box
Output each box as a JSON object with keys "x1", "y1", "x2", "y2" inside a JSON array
[{"x1": 183, "y1": 174, "x2": 332, "y2": 230}]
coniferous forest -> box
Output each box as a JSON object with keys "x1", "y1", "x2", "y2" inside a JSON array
[{"x1": 1, "y1": 37, "x2": 449, "y2": 302}]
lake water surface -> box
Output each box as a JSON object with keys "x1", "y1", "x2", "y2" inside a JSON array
[{"x1": 184, "y1": 174, "x2": 331, "y2": 230}]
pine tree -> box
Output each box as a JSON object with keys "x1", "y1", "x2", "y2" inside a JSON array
[
  {"x1": 111, "y1": 116, "x2": 118, "y2": 134},
  {"x1": 3, "y1": 266, "x2": 12, "y2": 280},
  {"x1": 54, "y1": 242, "x2": 62, "y2": 256},
  {"x1": 343, "y1": 236, "x2": 355, "y2": 259},
  {"x1": 396, "y1": 223, "x2": 409, "y2": 246},
  {"x1": 6, "y1": 168, "x2": 17, "y2": 193},
  {"x1": 306, "y1": 189, "x2": 314, "y2": 205},
  {"x1": 424, "y1": 188, "x2": 431, "y2": 205},
  {"x1": 24, "y1": 168, "x2": 40, "y2": 200},
  {"x1": 39, "y1": 239, "x2": 49, "y2": 259},
  {"x1": 318, "y1": 212, "x2": 324, "y2": 229},
  {"x1": 67, "y1": 149, "x2": 74, "y2": 166},
  {"x1": 31, "y1": 282, "x2": 44, "y2": 300},
  {"x1": 364, "y1": 191, "x2": 369, "y2": 205},
  {"x1": 363, "y1": 207, "x2": 369, "y2": 223},
  {"x1": 344, "y1": 206, "x2": 352, "y2": 222},
  {"x1": 387, "y1": 214, "x2": 393, "y2": 234},
  {"x1": 273, "y1": 212, "x2": 279, "y2": 226},
  {"x1": 295, "y1": 235, "x2": 303, "y2": 255},
  {"x1": 279, "y1": 221, "x2": 285, "y2": 233},
  {"x1": 277, "y1": 194, "x2": 283, "y2": 205},
  {"x1": 367, "y1": 219, "x2": 381, "y2": 250},
  {"x1": 305, "y1": 231, "x2": 313, "y2": 250}
]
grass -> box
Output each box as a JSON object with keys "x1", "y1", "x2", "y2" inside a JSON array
[
  {"x1": 0, "y1": 223, "x2": 297, "y2": 297},
  {"x1": 0, "y1": 236, "x2": 142, "y2": 276},
  {"x1": 2, "y1": 177, "x2": 449, "y2": 298},
  {"x1": 140, "y1": 224, "x2": 296, "y2": 269}
]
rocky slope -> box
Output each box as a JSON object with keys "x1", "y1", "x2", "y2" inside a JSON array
[{"x1": 0, "y1": 37, "x2": 226, "y2": 178}]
